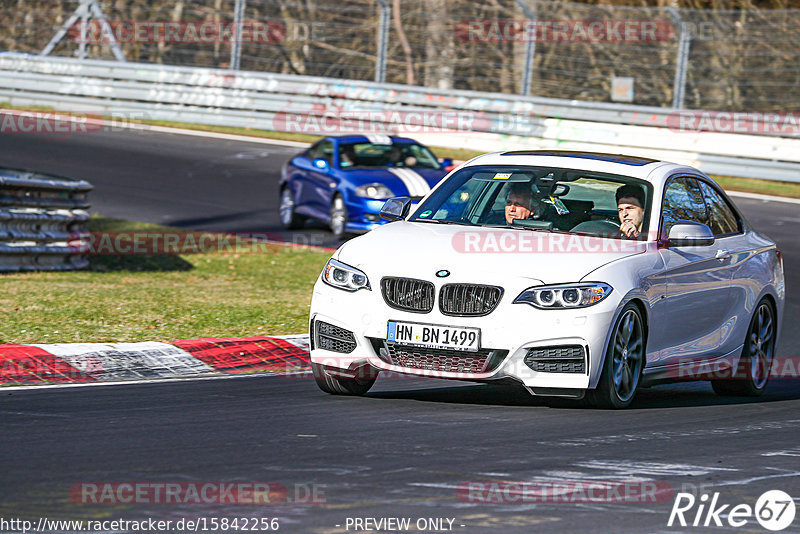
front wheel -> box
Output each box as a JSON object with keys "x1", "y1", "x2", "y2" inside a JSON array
[
  {"x1": 279, "y1": 186, "x2": 305, "y2": 229},
  {"x1": 311, "y1": 362, "x2": 376, "y2": 396},
  {"x1": 591, "y1": 303, "x2": 645, "y2": 409},
  {"x1": 712, "y1": 300, "x2": 775, "y2": 397},
  {"x1": 329, "y1": 195, "x2": 348, "y2": 239}
]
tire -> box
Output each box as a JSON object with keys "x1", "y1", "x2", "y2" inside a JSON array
[
  {"x1": 590, "y1": 303, "x2": 645, "y2": 409},
  {"x1": 311, "y1": 362, "x2": 377, "y2": 396},
  {"x1": 279, "y1": 186, "x2": 305, "y2": 230},
  {"x1": 329, "y1": 194, "x2": 348, "y2": 239},
  {"x1": 712, "y1": 299, "x2": 775, "y2": 397}
]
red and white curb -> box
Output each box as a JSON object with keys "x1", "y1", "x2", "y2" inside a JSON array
[{"x1": 0, "y1": 335, "x2": 311, "y2": 385}]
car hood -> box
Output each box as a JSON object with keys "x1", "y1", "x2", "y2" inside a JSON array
[
  {"x1": 337, "y1": 221, "x2": 647, "y2": 284},
  {"x1": 344, "y1": 168, "x2": 446, "y2": 196}
]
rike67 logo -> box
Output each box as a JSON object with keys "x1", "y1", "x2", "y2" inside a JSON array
[{"x1": 668, "y1": 490, "x2": 795, "y2": 531}]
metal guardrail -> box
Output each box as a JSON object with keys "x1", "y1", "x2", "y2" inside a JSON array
[
  {"x1": 0, "y1": 53, "x2": 709, "y2": 129},
  {"x1": 1, "y1": 54, "x2": 800, "y2": 183},
  {"x1": 0, "y1": 168, "x2": 92, "y2": 272}
]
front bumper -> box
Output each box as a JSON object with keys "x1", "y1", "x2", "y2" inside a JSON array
[
  {"x1": 309, "y1": 276, "x2": 619, "y2": 390},
  {"x1": 343, "y1": 198, "x2": 386, "y2": 234}
]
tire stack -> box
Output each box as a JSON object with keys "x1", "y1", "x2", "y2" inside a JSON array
[{"x1": 0, "y1": 168, "x2": 92, "y2": 271}]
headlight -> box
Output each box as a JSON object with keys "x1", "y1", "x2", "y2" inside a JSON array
[
  {"x1": 514, "y1": 283, "x2": 612, "y2": 309},
  {"x1": 321, "y1": 259, "x2": 371, "y2": 292},
  {"x1": 355, "y1": 183, "x2": 395, "y2": 199}
]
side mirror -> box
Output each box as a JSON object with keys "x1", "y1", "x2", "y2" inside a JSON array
[
  {"x1": 552, "y1": 184, "x2": 570, "y2": 196},
  {"x1": 667, "y1": 221, "x2": 715, "y2": 247},
  {"x1": 379, "y1": 196, "x2": 412, "y2": 221},
  {"x1": 312, "y1": 158, "x2": 330, "y2": 171}
]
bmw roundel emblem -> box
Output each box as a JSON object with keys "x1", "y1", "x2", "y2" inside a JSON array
[{"x1": 436, "y1": 270, "x2": 450, "y2": 278}]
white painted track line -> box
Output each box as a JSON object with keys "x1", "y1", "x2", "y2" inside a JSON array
[{"x1": 727, "y1": 190, "x2": 800, "y2": 205}]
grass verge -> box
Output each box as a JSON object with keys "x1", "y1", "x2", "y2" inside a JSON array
[
  {"x1": 2, "y1": 103, "x2": 799, "y2": 198},
  {"x1": 710, "y1": 175, "x2": 800, "y2": 199},
  {"x1": 0, "y1": 217, "x2": 331, "y2": 344}
]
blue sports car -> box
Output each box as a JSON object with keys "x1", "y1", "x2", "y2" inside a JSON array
[{"x1": 279, "y1": 135, "x2": 453, "y2": 237}]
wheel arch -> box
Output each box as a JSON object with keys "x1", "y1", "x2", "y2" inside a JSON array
[
  {"x1": 758, "y1": 291, "x2": 778, "y2": 318},
  {"x1": 752, "y1": 287, "x2": 782, "y2": 350},
  {"x1": 280, "y1": 176, "x2": 301, "y2": 198},
  {"x1": 590, "y1": 295, "x2": 650, "y2": 390},
  {"x1": 752, "y1": 289, "x2": 780, "y2": 349}
]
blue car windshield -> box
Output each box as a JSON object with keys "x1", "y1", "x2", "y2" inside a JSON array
[
  {"x1": 339, "y1": 142, "x2": 441, "y2": 170},
  {"x1": 409, "y1": 165, "x2": 653, "y2": 239}
]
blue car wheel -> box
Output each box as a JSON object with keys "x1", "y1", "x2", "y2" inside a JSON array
[
  {"x1": 280, "y1": 186, "x2": 305, "y2": 229},
  {"x1": 330, "y1": 195, "x2": 348, "y2": 238}
]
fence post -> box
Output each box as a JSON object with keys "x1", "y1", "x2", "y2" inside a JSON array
[
  {"x1": 375, "y1": 0, "x2": 390, "y2": 83},
  {"x1": 514, "y1": 0, "x2": 536, "y2": 97},
  {"x1": 40, "y1": 0, "x2": 126, "y2": 61},
  {"x1": 230, "y1": 0, "x2": 246, "y2": 70},
  {"x1": 87, "y1": 1, "x2": 126, "y2": 62},
  {"x1": 665, "y1": 7, "x2": 691, "y2": 109},
  {"x1": 78, "y1": 1, "x2": 89, "y2": 60}
]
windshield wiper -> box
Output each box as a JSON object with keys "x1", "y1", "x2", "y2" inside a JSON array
[
  {"x1": 412, "y1": 219, "x2": 474, "y2": 226},
  {"x1": 481, "y1": 224, "x2": 552, "y2": 232}
]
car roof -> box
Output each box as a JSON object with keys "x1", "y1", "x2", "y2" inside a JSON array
[
  {"x1": 326, "y1": 134, "x2": 422, "y2": 145},
  {"x1": 461, "y1": 150, "x2": 701, "y2": 186},
  {"x1": 501, "y1": 150, "x2": 657, "y2": 166}
]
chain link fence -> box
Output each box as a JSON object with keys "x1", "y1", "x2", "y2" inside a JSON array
[{"x1": 1, "y1": 0, "x2": 799, "y2": 111}]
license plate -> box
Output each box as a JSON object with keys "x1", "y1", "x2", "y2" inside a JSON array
[{"x1": 387, "y1": 321, "x2": 480, "y2": 352}]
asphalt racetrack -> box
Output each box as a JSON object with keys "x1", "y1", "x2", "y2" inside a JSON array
[{"x1": 1, "y1": 128, "x2": 799, "y2": 533}]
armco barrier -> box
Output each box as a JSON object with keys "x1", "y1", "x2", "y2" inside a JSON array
[
  {"x1": 2, "y1": 53, "x2": 800, "y2": 182},
  {"x1": 0, "y1": 167, "x2": 92, "y2": 271}
]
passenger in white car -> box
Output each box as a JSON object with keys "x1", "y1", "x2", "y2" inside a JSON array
[{"x1": 616, "y1": 184, "x2": 646, "y2": 239}]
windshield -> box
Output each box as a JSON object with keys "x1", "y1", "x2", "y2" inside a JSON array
[
  {"x1": 409, "y1": 165, "x2": 653, "y2": 240},
  {"x1": 339, "y1": 142, "x2": 441, "y2": 170}
]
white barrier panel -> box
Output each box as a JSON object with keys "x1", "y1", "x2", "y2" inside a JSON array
[{"x1": 1, "y1": 53, "x2": 799, "y2": 182}]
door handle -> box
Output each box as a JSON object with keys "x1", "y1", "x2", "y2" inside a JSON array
[{"x1": 715, "y1": 249, "x2": 730, "y2": 261}]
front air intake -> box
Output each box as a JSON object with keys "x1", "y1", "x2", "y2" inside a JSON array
[
  {"x1": 524, "y1": 346, "x2": 586, "y2": 374},
  {"x1": 314, "y1": 320, "x2": 356, "y2": 354}
]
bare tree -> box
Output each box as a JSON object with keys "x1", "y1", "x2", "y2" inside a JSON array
[
  {"x1": 393, "y1": 0, "x2": 416, "y2": 85},
  {"x1": 423, "y1": 0, "x2": 454, "y2": 89}
]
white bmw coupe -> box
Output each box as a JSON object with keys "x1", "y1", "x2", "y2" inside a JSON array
[{"x1": 308, "y1": 150, "x2": 785, "y2": 408}]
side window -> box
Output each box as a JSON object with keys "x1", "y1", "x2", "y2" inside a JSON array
[
  {"x1": 698, "y1": 181, "x2": 741, "y2": 236},
  {"x1": 308, "y1": 141, "x2": 333, "y2": 163},
  {"x1": 661, "y1": 177, "x2": 709, "y2": 236}
]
